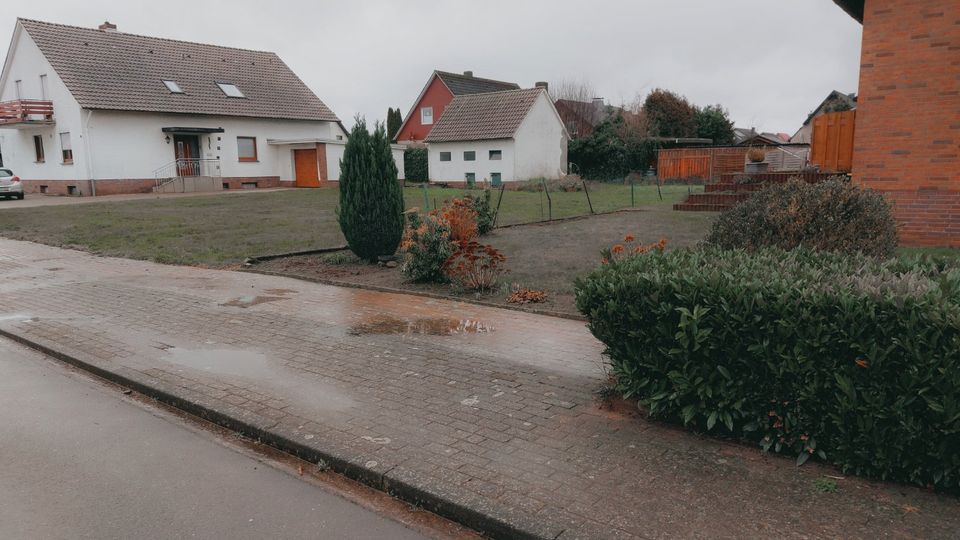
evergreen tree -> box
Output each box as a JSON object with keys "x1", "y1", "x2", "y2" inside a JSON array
[
  {"x1": 387, "y1": 107, "x2": 403, "y2": 140},
  {"x1": 643, "y1": 88, "x2": 697, "y2": 138},
  {"x1": 695, "y1": 105, "x2": 736, "y2": 146},
  {"x1": 337, "y1": 117, "x2": 405, "y2": 261}
]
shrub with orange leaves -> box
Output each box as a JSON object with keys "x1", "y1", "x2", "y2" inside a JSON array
[
  {"x1": 442, "y1": 202, "x2": 478, "y2": 242},
  {"x1": 400, "y1": 210, "x2": 456, "y2": 283},
  {"x1": 506, "y1": 286, "x2": 548, "y2": 304},
  {"x1": 442, "y1": 241, "x2": 508, "y2": 291},
  {"x1": 600, "y1": 235, "x2": 667, "y2": 265}
]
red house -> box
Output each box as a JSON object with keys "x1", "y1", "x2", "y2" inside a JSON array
[
  {"x1": 394, "y1": 70, "x2": 518, "y2": 143},
  {"x1": 834, "y1": 0, "x2": 960, "y2": 246}
]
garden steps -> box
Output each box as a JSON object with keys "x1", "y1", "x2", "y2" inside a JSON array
[{"x1": 673, "y1": 191, "x2": 750, "y2": 212}]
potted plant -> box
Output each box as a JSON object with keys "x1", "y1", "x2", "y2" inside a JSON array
[{"x1": 745, "y1": 147, "x2": 769, "y2": 174}]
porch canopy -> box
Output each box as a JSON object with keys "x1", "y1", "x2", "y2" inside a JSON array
[{"x1": 161, "y1": 127, "x2": 225, "y2": 134}]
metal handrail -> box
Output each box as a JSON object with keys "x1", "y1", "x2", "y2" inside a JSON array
[{"x1": 153, "y1": 158, "x2": 222, "y2": 191}]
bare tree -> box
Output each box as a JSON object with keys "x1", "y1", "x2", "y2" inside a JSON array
[{"x1": 551, "y1": 78, "x2": 603, "y2": 137}]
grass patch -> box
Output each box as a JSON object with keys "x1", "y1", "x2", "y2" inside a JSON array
[{"x1": 0, "y1": 184, "x2": 698, "y2": 266}]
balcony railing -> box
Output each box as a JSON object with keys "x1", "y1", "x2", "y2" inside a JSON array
[{"x1": 0, "y1": 99, "x2": 54, "y2": 126}]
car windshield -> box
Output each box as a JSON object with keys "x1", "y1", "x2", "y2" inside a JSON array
[{"x1": 0, "y1": 170, "x2": 12, "y2": 177}]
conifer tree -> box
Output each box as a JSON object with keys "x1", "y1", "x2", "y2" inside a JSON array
[{"x1": 337, "y1": 117, "x2": 404, "y2": 261}]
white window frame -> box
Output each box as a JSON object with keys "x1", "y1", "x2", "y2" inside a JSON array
[
  {"x1": 14, "y1": 80, "x2": 22, "y2": 100},
  {"x1": 421, "y1": 107, "x2": 433, "y2": 125},
  {"x1": 39, "y1": 74, "x2": 48, "y2": 100},
  {"x1": 463, "y1": 151, "x2": 476, "y2": 162},
  {"x1": 217, "y1": 82, "x2": 245, "y2": 98},
  {"x1": 489, "y1": 150, "x2": 502, "y2": 161},
  {"x1": 162, "y1": 80, "x2": 184, "y2": 93},
  {"x1": 59, "y1": 132, "x2": 73, "y2": 163},
  {"x1": 439, "y1": 151, "x2": 451, "y2": 162}
]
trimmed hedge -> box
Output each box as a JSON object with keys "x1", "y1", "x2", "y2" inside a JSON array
[
  {"x1": 404, "y1": 148, "x2": 428, "y2": 183},
  {"x1": 706, "y1": 178, "x2": 898, "y2": 258},
  {"x1": 575, "y1": 247, "x2": 960, "y2": 488}
]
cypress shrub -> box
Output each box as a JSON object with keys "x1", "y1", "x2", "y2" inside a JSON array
[
  {"x1": 575, "y1": 247, "x2": 960, "y2": 488},
  {"x1": 337, "y1": 119, "x2": 404, "y2": 262}
]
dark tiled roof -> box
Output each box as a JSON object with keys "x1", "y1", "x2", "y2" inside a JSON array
[
  {"x1": 17, "y1": 19, "x2": 339, "y2": 122},
  {"x1": 435, "y1": 71, "x2": 519, "y2": 96},
  {"x1": 833, "y1": 0, "x2": 864, "y2": 23},
  {"x1": 425, "y1": 88, "x2": 543, "y2": 143}
]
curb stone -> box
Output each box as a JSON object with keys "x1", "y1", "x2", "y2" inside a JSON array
[{"x1": 0, "y1": 327, "x2": 557, "y2": 540}]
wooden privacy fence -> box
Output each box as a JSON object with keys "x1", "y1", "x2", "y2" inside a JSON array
[
  {"x1": 657, "y1": 147, "x2": 748, "y2": 182},
  {"x1": 811, "y1": 110, "x2": 855, "y2": 173}
]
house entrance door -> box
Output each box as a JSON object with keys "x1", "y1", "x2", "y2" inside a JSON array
[
  {"x1": 293, "y1": 148, "x2": 321, "y2": 187},
  {"x1": 174, "y1": 135, "x2": 200, "y2": 176}
]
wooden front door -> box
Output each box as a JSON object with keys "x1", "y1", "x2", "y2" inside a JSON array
[
  {"x1": 174, "y1": 135, "x2": 200, "y2": 176},
  {"x1": 294, "y1": 148, "x2": 320, "y2": 187}
]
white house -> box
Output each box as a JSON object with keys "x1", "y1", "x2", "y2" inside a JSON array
[
  {"x1": 424, "y1": 87, "x2": 568, "y2": 185},
  {"x1": 0, "y1": 18, "x2": 403, "y2": 196}
]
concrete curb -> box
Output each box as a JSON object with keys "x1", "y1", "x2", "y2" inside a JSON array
[{"x1": 0, "y1": 327, "x2": 552, "y2": 540}]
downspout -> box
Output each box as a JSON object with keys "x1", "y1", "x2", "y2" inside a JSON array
[{"x1": 82, "y1": 109, "x2": 96, "y2": 196}]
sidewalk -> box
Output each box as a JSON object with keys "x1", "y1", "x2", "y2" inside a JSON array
[{"x1": 1, "y1": 238, "x2": 957, "y2": 539}]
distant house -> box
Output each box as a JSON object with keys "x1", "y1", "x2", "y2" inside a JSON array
[
  {"x1": 554, "y1": 97, "x2": 637, "y2": 138},
  {"x1": 790, "y1": 90, "x2": 857, "y2": 144},
  {"x1": 0, "y1": 18, "x2": 402, "y2": 196},
  {"x1": 424, "y1": 88, "x2": 568, "y2": 185},
  {"x1": 737, "y1": 131, "x2": 791, "y2": 147},
  {"x1": 394, "y1": 70, "x2": 519, "y2": 144},
  {"x1": 833, "y1": 0, "x2": 960, "y2": 246}
]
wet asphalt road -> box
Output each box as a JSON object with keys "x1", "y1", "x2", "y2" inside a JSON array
[{"x1": 0, "y1": 338, "x2": 428, "y2": 540}]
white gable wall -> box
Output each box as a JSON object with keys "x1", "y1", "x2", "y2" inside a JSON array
[
  {"x1": 0, "y1": 25, "x2": 86, "y2": 181},
  {"x1": 512, "y1": 92, "x2": 568, "y2": 179},
  {"x1": 428, "y1": 140, "x2": 516, "y2": 183}
]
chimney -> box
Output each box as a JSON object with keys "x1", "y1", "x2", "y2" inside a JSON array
[
  {"x1": 463, "y1": 70, "x2": 473, "y2": 78},
  {"x1": 535, "y1": 81, "x2": 549, "y2": 92},
  {"x1": 98, "y1": 21, "x2": 117, "y2": 32}
]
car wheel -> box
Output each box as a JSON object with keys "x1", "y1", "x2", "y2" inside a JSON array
[{"x1": 17, "y1": 193, "x2": 24, "y2": 200}]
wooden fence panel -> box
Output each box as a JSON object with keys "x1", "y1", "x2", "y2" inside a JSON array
[
  {"x1": 811, "y1": 110, "x2": 856, "y2": 173},
  {"x1": 657, "y1": 147, "x2": 748, "y2": 182}
]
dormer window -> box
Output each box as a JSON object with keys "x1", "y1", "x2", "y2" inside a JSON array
[
  {"x1": 217, "y1": 82, "x2": 245, "y2": 98},
  {"x1": 162, "y1": 80, "x2": 184, "y2": 93}
]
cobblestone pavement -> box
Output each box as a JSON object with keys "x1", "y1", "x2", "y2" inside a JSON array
[{"x1": 1, "y1": 239, "x2": 958, "y2": 539}]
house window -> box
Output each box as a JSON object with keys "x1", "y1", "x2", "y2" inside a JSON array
[
  {"x1": 439, "y1": 151, "x2": 451, "y2": 162},
  {"x1": 216, "y1": 82, "x2": 245, "y2": 98},
  {"x1": 237, "y1": 136, "x2": 257, "y2": 162},
  {"x1": 463, "y1": 151, "x2": 476, "y2": 161},
  {"x1": 59, "y1": 132, "x2": 73, "y2": 163},
  {"x1": 14, "y1": 80, "x2": 22, "y2": 100},
  {"x1": 421, "y1": 107, "x2": 433, "y2": 125},
  {"x1": 162, "y1": 80, "x2": 184, "y2": 93},
  {"x1": 33, "y1": 135, "x2": 44, "y2": 163},
  {"x1": 465, "y1": 173, "x2": 476, "y2": 183},
  {"x1": 40, "y1": 74, "x2": 48, "y2": 100},
  {"x1": 490, "y1": 173, "x2": 502, "y2": 186},
  {"x1": 489, "y1": 150, "x2": 502, "y2": 160}
]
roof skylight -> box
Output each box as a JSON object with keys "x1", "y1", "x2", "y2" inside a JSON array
[
  {"x1": 217, "y1": 82, "x2": 245, "y2": 98},
  {"x1": 162, "y1": 80, "x2": 184, "y2": 93}
]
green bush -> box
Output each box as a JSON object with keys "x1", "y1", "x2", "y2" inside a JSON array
[
  {"x1": 404, "y1": 147, "x2": 428, "y2": 183},
  {"x1": 400, "y1": 210, "x2": 456, "y2": 282},
  {"x1": 575, "y1": 247, "x2": 960, "y2": 488},
  {"x1": 466, "y1": 189, "x2": 495, "y2": 235},
  {"x1": 706, "y1": 178, "x2": 898, "y2": 258},
  {"x1": 337, "y1": 119, "x2": 404, "y2": 262}
]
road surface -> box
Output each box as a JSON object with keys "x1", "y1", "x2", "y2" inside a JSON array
[{"x1": 0, "y1": 338, "x2": 436, "y2": 540}]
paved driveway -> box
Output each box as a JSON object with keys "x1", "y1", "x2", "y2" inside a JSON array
[
  {"x1": 0, "y1": 187, "x2": 293, "y2": 209},
  {"x1": 0, "y1": 238, "x2": 957, "y2": 539}
]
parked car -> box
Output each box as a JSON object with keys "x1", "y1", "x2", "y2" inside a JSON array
[{"x1": 0, "y1": 169, "x2": 24, "y2": 200}]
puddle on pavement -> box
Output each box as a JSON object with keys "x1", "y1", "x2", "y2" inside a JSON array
[
  {"x1": 348, "y1": 314, "x2": 493, "y2": 336},
  {"x1": 220, "y1": 295, "x2": 288, "y2": 308},
  {"x1": 160, "y1": 346, "x2": 353, "y2": 413}
]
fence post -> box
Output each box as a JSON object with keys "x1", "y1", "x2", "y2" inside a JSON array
[
  {"x1": 541, "y1": 178, "x2": 552, "y2": 221},
  {"x1": 421, "y1": 183, "x2": 430, "y2": 211},
  {"x1": 631, "y1": 178, "x2": 635, "y2": 207},
  {"x1": 582, "y1": 180, "x2": 594, "y2": 214},
  {"x1": 493, "y1": 184, "x2": 506, "y2": 228}
]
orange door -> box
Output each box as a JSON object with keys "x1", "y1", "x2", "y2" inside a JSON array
[{"x1": 294, "y1": 149, "x2": 320, "y2": 187}]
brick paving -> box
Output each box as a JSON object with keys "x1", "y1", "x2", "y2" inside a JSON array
[{"x1": 1, "y1": 238, "x2": 958, "y2": 539}]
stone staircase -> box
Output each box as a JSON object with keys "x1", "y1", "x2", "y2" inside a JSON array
[{"x1": 673, "y1": 172, "x2": 839, "y2": 212}]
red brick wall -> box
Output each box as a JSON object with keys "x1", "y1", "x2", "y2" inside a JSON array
[
  {"x1": 395, "y1": 76, "x2": 454, "y2": 143},
  {"x1": 852, "y1": 0, "x2": 960, "y2": 246},
  {"x1": 22, "y1": 177, "x2": 281, "y2": 196}
]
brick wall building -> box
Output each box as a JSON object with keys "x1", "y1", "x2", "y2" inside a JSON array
[{"x1": 836, "y1": 0, "x2": 960, "y2": 246}]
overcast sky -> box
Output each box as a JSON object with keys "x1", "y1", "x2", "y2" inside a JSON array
[{"x1": 0, "y1": 0, "x2": 862, "y2": 134}]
